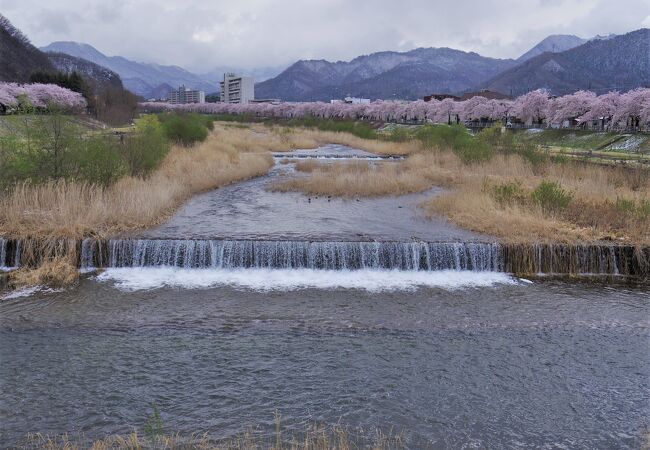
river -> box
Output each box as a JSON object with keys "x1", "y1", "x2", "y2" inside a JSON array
[{"x1": 0, "y1": 145, "x2": 648, "y2": 449}]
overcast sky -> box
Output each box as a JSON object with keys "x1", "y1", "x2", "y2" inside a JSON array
[{"x1": 2, "y1": 0, "x2": 649, "y2": 72}]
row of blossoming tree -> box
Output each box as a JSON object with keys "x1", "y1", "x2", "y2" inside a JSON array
[
  {"x1": 0, "y1": 82, "x2": 87, "y2": 113},
  {"x1": 142, "y1": 88, "x2": 650, "y2": 132}
]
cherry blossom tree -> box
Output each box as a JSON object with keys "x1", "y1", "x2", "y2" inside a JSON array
[
  {"x1": 139, "y1": 88, "x2": 650, "y2": 131},
  {"x1": 511, "y1": 89, "x2": 550, "y2": 126},
  {"x1": 0, "y1": 82, "x2": 86, "y2": 112}
]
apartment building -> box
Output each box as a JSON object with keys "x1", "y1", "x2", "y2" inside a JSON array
[
  {"x1": 169, "y1": 85, "x2": 206, "y2": 104},
  {"x1": 220, "y1": 73, "x2": 255, "y2": 104}
]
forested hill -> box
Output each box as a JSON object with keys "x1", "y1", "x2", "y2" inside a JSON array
[
  {"x1": 48, "y1": 52, "x2": 124, "y2": 90},
  {"x1": 0, "y1": 14, "x2": 55, "y2": 82},
  {"x1": 255, "y1": 48, "x2": 517, "y2": 101},
  {"x1": 482, "y1": 29, "x2": 650, "y2": 96}
]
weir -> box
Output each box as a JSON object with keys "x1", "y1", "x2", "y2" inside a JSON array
[
  {"x1": 83, "y1": 239, "x2": 503, "y2": 272},
  {"x1": 2, "y1": 238, "x2": 648, "y2": 279}
]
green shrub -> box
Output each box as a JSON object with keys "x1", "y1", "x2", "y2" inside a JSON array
[
  {"x1": 415, "y1": 124, "x2": 493, "y2": 163},
  {"x1": 489, "y1": 180, "x2": 526, "y2": 205},
  {"x1": 531, "y1": 180, "x2": 573, "y2": 213},
  {"x1": 452, "y1": 134, "x2": 494, "y2": 164},
  {"x1": 122, "y1": 115, "x2": 170, "y2": 176},
  {"x1": 388, "y1": 126, "x2": 412, "y2": 142},
  {"x1": 616, "y1": 197, "x2": 650, "y2": 218},
  {"x1": 518, "y1": 143, "x2": 548, "y2": 167},
  {"x1": 615, "y1": 197, "x2": 636, "y2": 213},
  {"x1": 70, "y1": 136, "x2": 127, "y2": 185},
  {"x1": 158, "y1": 112, "x2": 209, "y2": 145},
  {"x1": 551, "y1": 153, "x2": 571, "y2": 165},
  {"x1": 478, "y1": 125, "x2": 515, "y2": 149},
  {"x1": 0, "y1": 114, "x2": 172, "y2": 188},
  {"x1": 415, "y1": 124, "x2": 466, "y2": 149}
]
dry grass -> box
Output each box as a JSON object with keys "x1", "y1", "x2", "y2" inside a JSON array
[
  {"x1": 419, "y1": 151, "x2": 650, "y2": 244},
  {"x1": 10, "y1": 256, "x2": 79, "y2": 287},
  {"x1": 272, "y1": 143, "x2": 649, "y2": 244},
  {"x1": 273, "y1": 159, "x2": 434, "y2": 197},
  {"x1": 0, "y1": 124, "x2": 274, "y2": 239},
  {"x1": 265, "y1": 125, "x2": 418, "y2": 155},
  {"x1": 20, "y1": 426, "x2": 403, "y2": 450},
  {"x1": 5, "y1": 238, "x2": 81, "y2": 287}
]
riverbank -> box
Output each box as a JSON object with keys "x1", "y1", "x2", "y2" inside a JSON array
[{"x1": 269, "y1": 126, "x2": 649, "y2": 245}]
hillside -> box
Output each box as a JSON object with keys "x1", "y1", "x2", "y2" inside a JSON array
[
  {"x1": 47, "y1": 52, "x2": 123, "y2": 90},
  {"x1": 483, "y1": 29, "x2": 650, "y2": 96},
  {"x1": 41, "y1": 41, "x2": 217, "y2": 97},
  {"x1": 0, "y1": 14, "x2": 55, "y2": 82},
  {"x1": 256, "y1": 48, "x2": 517, "y2": 101}
]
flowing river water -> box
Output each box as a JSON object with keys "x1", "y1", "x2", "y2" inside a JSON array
[{"x1": 1, "y1": 145, "x2": 649, "y2": 449}]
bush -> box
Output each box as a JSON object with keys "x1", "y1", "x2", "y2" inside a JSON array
[
  {"x1": 416, "y1": 124, "x2": 493, "y2": 164},
  {"x1": 121, "y1": 115, "x2": 170, "y2": 176},
  {"x1": 531, "y1": 180, "x2": 573, "y2": 213},
  {"x1": 415, "y1": 124, "x2": 466, "y2": 148},
  {"x1": 517, "y1": 143, "x2": 548, "y2": 168},
  {"x1": 451, "y1": 134, "x2": 494, "y2": 164},
  {"x1": 478, "y1": 125, "x2": 515, "y2": 149},
  {"x1": 387, "y1": 126, "x2": 412, "y2": 142},
  {"x1": 0, "y1": 114, "x2": 172, "y2": 188},
  {"x1": 489, "y1": 180, "x2": 526, "y2": 205},
  {"x1": 70, "y1": 135, "x2": 126, "y2": 185},
  {"x1": 616, "y1": 197, "x2": 650, "y2": 218},
  {"x1": 158, "y1": 112, "x2": 209, "y2": 145},
  {"x1": 286, "y1": 117, "x2": 378, "y2": 140}
]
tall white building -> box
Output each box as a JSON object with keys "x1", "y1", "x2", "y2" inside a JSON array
[
  {"x1": 169, "y1": 85, "x2": 205, "y2": 104},
  {"x1": 220, "y1": 73, "x2": 254, "y2": 104}
]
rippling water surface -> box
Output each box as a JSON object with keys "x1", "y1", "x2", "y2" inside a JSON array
[{"x1": 1, "y1": 276, "x2": 648, "y2": 449}]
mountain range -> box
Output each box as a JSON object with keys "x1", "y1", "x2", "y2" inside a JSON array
[
  {"x1": 40, "y1": 42, "x2": 284, "y2": 98},
  {"x1": 2, "y1": 12, "x2": 648, "y2": 102},
  {"x1": 257, "y1": 30, "x2": 648, "y2": 101},
  {"x1": 482, "y1": 29, "x2": 650, "y2": 96},
  {"x1": 40, "y1": 41, "x2": 217, "y2": 98},
  {"x1": 255, "y1": 48, "x2": 518, "y2": 101}
]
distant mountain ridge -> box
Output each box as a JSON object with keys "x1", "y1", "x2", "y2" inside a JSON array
[
  {"x1": 483, "y1": 29, "x2": 650, "y2": 96},
  {"x1": 517, "y1": 34, "x2": 586, "y2": 61},
  {"x1": 32, "y1": 29, "x2": 650, "y2": 102},
  {"x1": 257, "y1": 30, "x2": 648, "y2": 101},
  {"x1": 40, "y1": 41, "x2": 217, "y2": 98},
  {"x1": 256, "y1": 48, "x2": 518, "y2": 101}
]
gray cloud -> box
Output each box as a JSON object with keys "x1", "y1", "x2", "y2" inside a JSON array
[{"x1": 1, "y1": 0, "x2": 648, "y2": 72}]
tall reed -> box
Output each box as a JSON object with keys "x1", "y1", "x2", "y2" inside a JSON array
[{"x1": 0, "y1": 124, "x2": 275, "y2": 239}]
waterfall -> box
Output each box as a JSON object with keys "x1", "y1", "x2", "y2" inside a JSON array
[
  {"x1": 0, "y1": 238, "x2": 6, "y2": 268},
  {"x1": 99, "y1": 239, "x2": 503, "y2": 272},
  {"x1": 0, "y1": 238, "x2": 21, "y2": 269},
  {"x1": 2, "y1": 237, "x2": 645, "y2": 278}
]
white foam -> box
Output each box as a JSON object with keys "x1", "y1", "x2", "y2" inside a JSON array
[
  {"x1": 1, "y1": 286, "x2": 62, "y2": 300},
  {"x1": 96, "y1": 267, "x2": 518, "y2": 292}
]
